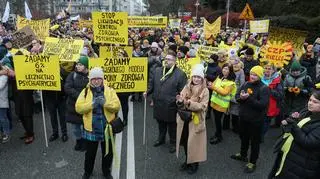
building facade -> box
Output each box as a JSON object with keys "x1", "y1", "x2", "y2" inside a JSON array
[{"x1": 55, "y1": 0, "x2": 146, "y2": 15}]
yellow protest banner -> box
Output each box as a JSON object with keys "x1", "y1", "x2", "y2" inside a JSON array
[
  {"x1": 17, "y1": 16, "x2": 50, "y2": 41},
  {"x1": 79, "y1": 19, "x2": 93, "y2": 29},
  {"x1": 176, "y1": 57, "x2": 201, "y2": 78},
  {"x1": 198, "y1": 46, "x2": 219, "y2": 61},
  {"x1": 89, "y1": 57, "x2": 148, "y2": 92},
  {"x1": 43, "y1": 37, "x2": 84, "y2": 62},
  {"x1": 128, "y1": 16, "x2": 167, "y2": 28},
  {"x1": 13, "y1": 55, "x2": 61, "y2": 91},
  {"x1": 169, "y1": 19, "x2": 181, "y2": 29},
  {"x1": 204, "y1": 16, "x2": 221, "y2": 39},
  {"x1": 249, "y1": 19, "x2": 269, "y2": 33},
  {"x1": 92, "y1": 12, "x2": 128, "y2": 45},
  {"x1": 239, "y1": 3, "x2": 254, "y2": 20},
  {"x1": 100, "y1": 46, "x2": 133, "y2": 58},
  {"x1": 268, "y1": 27, "x2": 307, "y2": 58},
  {"x1": 259, "y1": 41, "x2": 293, "y2": 68}
]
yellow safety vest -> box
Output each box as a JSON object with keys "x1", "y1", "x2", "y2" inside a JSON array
[
  {"x1": 210, "y1": 78, "x2": 236, "y2": 109},
  {"x1": 275, "y1": 117, "x2": 311, "y2": 176}
]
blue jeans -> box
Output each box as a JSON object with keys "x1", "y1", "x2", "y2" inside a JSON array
[
  {"x1": 72, "y1": 124, "x2": 83, "y2": 140},
  {"x1": 0, "y1": 108, "x2": 10, "y2": 135}
]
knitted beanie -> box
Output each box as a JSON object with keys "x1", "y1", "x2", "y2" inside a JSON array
[
  {"x1": 250, "y1": 66, "x2": 264, "y2": 79},
  {"x1": 77, "y1": 56, "x2": 89, "y2": 69},
  {"x1": 290, "y1": 60, "x2": 301, "y2": 71},
  {"x1": 191, "y1": 64, "x2": 205, "y2": 78},
  {"x1": 88, "y1": 67, "x2": 104, "y2": 80}
]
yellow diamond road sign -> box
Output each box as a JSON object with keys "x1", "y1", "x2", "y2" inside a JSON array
[{"x1": 239, "y1": 3, "x2": 254, "y2": 20}]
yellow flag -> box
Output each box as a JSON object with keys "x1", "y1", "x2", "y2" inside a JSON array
[{"x1": 204, "y1": 16, "x2": 221, "y2": 39}]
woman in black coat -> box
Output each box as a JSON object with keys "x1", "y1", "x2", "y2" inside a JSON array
[
  {"x1": 64, "y1": 56, "x2": 89, "y2": 151},
  {"x1": 269, "y1": 90, "x2": 320, "y2": 179}
]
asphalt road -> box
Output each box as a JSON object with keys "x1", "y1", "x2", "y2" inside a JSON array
[{"x1": 0, "y1": 99, "x2": 280, "y2": 179}]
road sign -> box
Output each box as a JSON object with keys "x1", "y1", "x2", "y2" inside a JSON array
[{"x1": 239, "y1": 3, "x2": 254, "y2": 20}]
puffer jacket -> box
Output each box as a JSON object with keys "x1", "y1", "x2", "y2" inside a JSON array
[
  {"x1": 64, "y1": 71, "x2": 89, "y2": 124},
  {"x1": 283, "y1": 67, "x2": 313, "y2": 115}
]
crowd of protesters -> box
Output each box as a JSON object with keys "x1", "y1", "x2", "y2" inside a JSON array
[{"x1": 0, "y1": 11, "x2": 320, "y2": 178}]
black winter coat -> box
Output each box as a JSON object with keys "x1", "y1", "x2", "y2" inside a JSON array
[
  {"x1": 43, "y1": 68, "x2": 68, "y2": 108},
  {"x1": 147, "y1": 66, "x2": 187, "y2": 122},
  {"x1": 12, "y1": 81, "x2": 34, "y2": 117},
  {"x1": 270, "y1": 112, "x2": 320, "y2": 179},
  {"x1": 64, "y1": 71, "x2": 89, "y2": 124},
  {"x1": 236, "y1": 81, "x2": 270, "y2": 122},
  {"x1": 300, "y1": 54, "x2": 317, "y2": 81}
]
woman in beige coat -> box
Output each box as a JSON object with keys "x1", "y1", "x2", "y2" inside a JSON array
[{"x1": 176, "y1": 64, "x2": 209, "y2": 175}]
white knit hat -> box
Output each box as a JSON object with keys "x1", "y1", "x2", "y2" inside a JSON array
[
  {"x1": 191, "y1": 64, "x2": 205, "y2": 78},
  {"x1": 88, "y1": 67, "x2": 104, "y2": 80}
]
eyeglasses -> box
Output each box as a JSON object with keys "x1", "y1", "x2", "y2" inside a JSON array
[{"x1": 165, "y1": 58, "x2": 175, "y2": 61}]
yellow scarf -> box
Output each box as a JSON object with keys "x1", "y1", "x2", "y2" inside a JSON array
[
  {"x1": 104, "y1": 124, "x2": 118, "y2": 167},
  {"x1": 160, "y1": 65, "x2": 175, "y2": 81}
]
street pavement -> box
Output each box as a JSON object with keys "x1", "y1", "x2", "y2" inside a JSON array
[{"x1": 0, "y1": 99, "x2": 280, "y2": 179}]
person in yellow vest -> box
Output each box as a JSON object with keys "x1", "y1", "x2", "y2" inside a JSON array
[
  {"x1": 231, "y1": 66, "x2": 270, "y2": 173},
  {"x1": 268, "y1": 90, "x2": 320, "y2": 179},
  {"x1": 75, "y1": 67, "x2": 121, "y2": 179},
  {"x1": 208, "y1": 63, "x2": 237, "y2": 144}
]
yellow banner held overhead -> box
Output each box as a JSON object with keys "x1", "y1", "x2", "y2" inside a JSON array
[
  {"x1": 128, "y1": 16, "x2": 168, "y2": 28},
  {"x1": 260, "y1": 41, "x2": 293, "y2": 68},
  {"x1": 100, "y1": 46, "x2": 133, "y2": 58},
  {"x1": 239, "y1": 3, "x2": 254, "y2": 20},
  {"x1": 92, "y1": 12, "x2": 128, "y2": 45},
  {"x1": 249, "y1": 19, "x2": 270, "y2": 34},
  {"x1": 89, "y1": 57, "x2": 148, "y2": 93},
  {"x1": 176, "y1": 57, "x2": 201, "y2": 79},
  {"x1": 17, "y1": 16, "x2": 50, "y2": 41},
  {"x1": 204, "y1": 16, "x2": 221, "y2": 39},
  {"x1": 43, "y1": 37, "x2": 84, "y2": 62},
  {"x1": 13, "y1": 55, "x2": 61, "y2": 91},
  {"x1": 268, "y1": 27, "x2": 308, "y2": 58}
]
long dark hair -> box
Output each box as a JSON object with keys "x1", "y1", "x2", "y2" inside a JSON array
[{"x1": 219, "y1": 63, "x2": 236, "y2": 81}]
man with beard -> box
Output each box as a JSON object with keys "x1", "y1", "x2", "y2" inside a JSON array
[{"x1": 144, "y1": 51, "x2": 187, "y2": 153}]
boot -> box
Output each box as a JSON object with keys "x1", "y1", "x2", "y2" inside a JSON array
[
  {"x1": 74, "y1": 139, "x2": 82, "y2": 151},
  {"x1": 187, "y1": 163, "x2": 198, "y2": 175}
]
